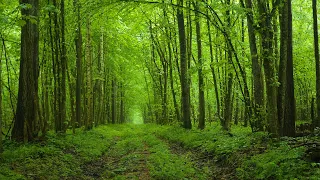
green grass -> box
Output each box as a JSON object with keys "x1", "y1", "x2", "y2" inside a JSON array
[
  {"x1": 0, "y1": 123, "x2": 319, "y2": 179},
  {"x1": 0, "y1": 125, "x2": 126, "y2": 179},
  {"x1": 148, "y1": 122, "x2": 320, "y2": 180}
]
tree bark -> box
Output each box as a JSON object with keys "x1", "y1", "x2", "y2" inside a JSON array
[
  {"x1": 12, "y1": 0, "x2": 40, "y2": 142},
  {"x1": 112, "y1": 77, "x2": 117, "y2": 124},
  {"x1": 177, "y1": 0, "x2": 191, "y2": 129},
  {"x1": 313, "y1": 0, "x2": 320, "y2": 129},
  {"x1": 222, "y1": 0, "x2": 234, "y2": 132},
  {"x1": 282, "y1": 0, "x2": 296, "y2": 137},
  {"x1": 74, "y1": 0, "x2": 82, "y2": 129},
  {"x1": 61, "y1": 0, "x2": 67, "y2": 132},
  {"x1": 194, "y1": 1, "x2": 205, "y2": 130},
  {"x1": 244, "y1": 0, "x2": 265, "y2": 131},
  {"x1": 0, "y1": 37, "x2": 2, "y2": 152},
  {"x1": 206, "y1": 15, "x2": 220, "y2": 121},
  {"x1": 278, "y1": 0, "x2": 288, "y2": 136},
  {"x1": 278, "y1": 0, "x2": 296, "y2": 137},
  {"x1": 85, "y1": 17, "x2": 93, "y2": 130},
  {"x1": 257, "y1": 0, "x2": 279, "y2": 136}
]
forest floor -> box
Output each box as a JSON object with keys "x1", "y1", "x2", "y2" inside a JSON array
[{"x1": 0, "y1": 123, "x2": 319, "y2": 179}]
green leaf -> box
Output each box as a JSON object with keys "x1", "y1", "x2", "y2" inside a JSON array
[
  {"x1": 18, "y1": 19, "x2": 26, "y2": 26},
  {"x1": 19, "y1": 3, "x2": 32, "y2": 10}
]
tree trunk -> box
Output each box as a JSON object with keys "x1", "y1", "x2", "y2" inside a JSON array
[
  {"x1": 167, "y1": 32, "x2": 180, "y2": 122},
  {"x1": 313, "y1": 0, "x2": 320, "y2": 129},
  {"x1": 223, "y1": 0, "x2": 233, "y2": 132},
  {"x1": 74, "y1": 0, "x2": 82, "y2": 129},
  {"x1": 0, "y1": 37, "x2": 2, "y2": 152},
  {"x1": 53, "y1": 0, "x2": 62, "y2": 133},
  {"x1": 244, "y1": 0, "x2": 265, "y2": 131},
  {"x1": 177, "y1": 0, "x2": 191, "y2": 129},
  {"x1": 207, "y1": 16, "x2": 220, "y2": 121},
  {"x1": 85, "y1": 17, "x2": 93, "y2": 130},
  {"x1": 61, "y1": 0, "x2": 67, "y2": 132},
  {"x1": 12, "y1": 0, "x2": 39, "y2": 142},
  {"x1": 282, "y1": 0, "x2": 296, "y2": 137},
  {"x1": 278, "y1": 0, "x2": 288, "y2": 136},
  {"x1": 112, "y1": 77, "x2": 117, "y2": 124},
  {"x1": 194, "y1": 1, "x2": 205, "y2": 130},
  {"x1": 257, "y1": 0, "x2": 279, "y2": 136},
  {"x1": 120, "y1": 82, "x2": 125, "y2": 123}
]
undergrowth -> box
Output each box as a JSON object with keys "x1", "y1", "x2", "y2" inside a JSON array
[
  {"x1": 0, "y1": 123, "x2": 319, "y2": 179},
  {"x1": 0, "y1": 125, "x2": 126, "y2": 179},
  {"x1": 148, "y1": 122, "x2": 320, "y2": 179}
]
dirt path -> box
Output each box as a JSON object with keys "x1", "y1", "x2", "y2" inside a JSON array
[
  {"x1": 81, "y1": 125, "x2": 223, "y2": 180},
  {"x1": 81, "y1": 130, "x2": 152, "y2": 179}
]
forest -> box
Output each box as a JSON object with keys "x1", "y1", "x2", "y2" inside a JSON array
[{"x1": 0, "y1": 0, "x2": 320, "y2": 179}]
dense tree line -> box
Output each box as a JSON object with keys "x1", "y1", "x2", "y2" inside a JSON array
[{"x1": 0, "y1": 0, "x2": 319, "y2": 148}]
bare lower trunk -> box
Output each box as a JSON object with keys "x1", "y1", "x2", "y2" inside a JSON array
[
  {"x1": 12, "y1": 0, "x2": 40, "y2": 142},
  {"x1": 177, "y1": 0, "x2": 191, "y2": 129}
]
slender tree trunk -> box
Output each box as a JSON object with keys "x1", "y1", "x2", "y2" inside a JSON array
[
  {"x1": 283, "y1": 0, "x2": 295, "y2": 136},
  {"x1": 112, "y1": 77, "x2": 117, "y2": 124},
  {"x1": 177, "y1": 0, "x2": 191, "y2": 129},
  {"x1": 194, "y1": 1, "x2": 205, "y2": 129},
  {"x1": 53, "y1": 0, "x2": 62, "y2": 133},
  {"x1": 278, "y1": 0, "x2": 288, "y2": 136},
  {"x1": 0, "y1": 38, "x2": 2, "y2": 152},
  {"x1": 86, "y1": 17, "x2": 93, "y2": 130},
  {"x1": 66, "y1": 63, "x2": 75, "y2": 134},
  {"x1": 313, "y1": 0, "x2": 320, "y2": 129},
  {"x1": 42, "y1": 37, "x2": 49, "y2": 136},
  {"x1": 74, "y1": 0, "x2": 82, "y2": 129},
  {"x1": 167, "y1": 32, "x2": 180, "y2": 122},
  {"x1": 235, "y1": 95, "x2": 239, "y2": 125},
  {"x1": 223, "y1": 0, "x2": 233, "y2": 131},
  {"x1": 207, "y1": 15, "x2": 220, "y2": 120},
  {"x1": 244, "y1": 0, "x2": 264, "y2": 131},
  {"x1": 312, "y1": 97, "x2": 315, "y2": 124},
  {"x1": 61, "y1": 0, "x2": 67, "y2": 132},
  {"x1": 120, "y1": 82, "x2": 125, "y2": 123},
  {"x1": 12, "y1": 0, "x2": 39, "y2": 142}
]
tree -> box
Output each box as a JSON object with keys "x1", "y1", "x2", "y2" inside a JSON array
[
  {"x1": 313, "y1": 0, "x2": 320, "y2": 129},
  {"x1": 257, "y1": 0, "x2": 278, "y2": 136},
  {"x1": 112, "y1": 77, "x2": 117, "y2": 124},
  {"x1": 283, "y1": 0, "x2": 296, "y2": 137},
  {"x1": 242, "y1": 0, "x2": 265, "y2": 131},
  {"x1": 74, "y1": 0, "x2": 82, "y2": 129},
  {"x1": 12, "y1": 0, "x2": 40, "y2": 142},
  {"x1": 278, "y1": 0, "x2": 289, "y2": 136},
  {"x1": 85, "y1": 17, "x2": 93, "y2": 130},
  {"x1": 206, "y1": 10, "x2": 220, "y2": 122},
  {"x1": 0, "y1": 37, "x2": 2, "y2": 152},
  {"x1": 194, "y1": 1, "x2": 205, "y2": 130},
  {"x1": 177, "y1": 0, "x2": 191, "y2": 129},
  {"x1": 61, "y1": 0, "x2": 67, "y2": 132},
  {"x1": 222, "y1": 0, "x2": 234, "y2": 131}
]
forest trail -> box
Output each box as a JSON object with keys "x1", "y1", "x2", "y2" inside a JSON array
[
  {"x1": 81, "y1": 127, "x2": 152, "y2": 179},
  {"x1": 1, "y1": 124, "x2": 219, "y2": 179},
  {"x1": 80, "y1": 125, "x2": 211, "y2": 179},
  {"x1": 2, "y1": 124, "x2": 318, "y2": 179}
]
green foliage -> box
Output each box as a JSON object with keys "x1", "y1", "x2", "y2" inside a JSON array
[
  {"x1": 148, "y1": 123, "x2": 319, "y2": 179},
  {"x1": 150, "y1": 122, "x2": 255, "y2": 156},
  {"x1": 0, "y1": 125, "x2": 123, "y2": 179},
  {"x1": 236, "y1": 142, "x2": 312, "y2": 179},
  {"x1": 1, "y1": 124, "x2": 319, "y2": 179},
  {"x1": 144, "y1": 134, "x2": 204, "y2": 179}
]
